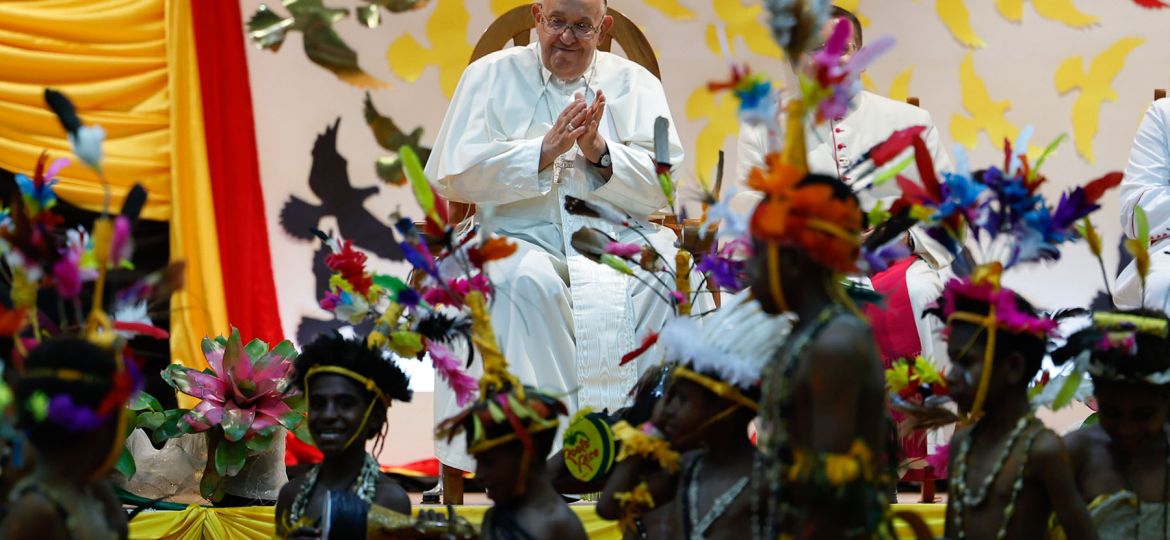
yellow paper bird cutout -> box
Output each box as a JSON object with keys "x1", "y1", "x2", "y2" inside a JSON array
[
  {"x1": 686, "y1": 86, "x2": 740, "y2": 186},
  {"x1": 644, "y1": 0, "x2": 697, "y2": 20},
  {"x1": 834, "y1": 0, "x2": 871, "y2": 27},
  {"x1": 386, "y1": 0, "x2": 473, "y2": 98},
  {"x1": 994, "y1": 0, "x2": 1097, "y2": 28},
  {"x1": 490, "y1": 0, "x2": 530, "y2": 15},
  {"x1": 951, "y1": 53, "x2": 1020, "y2": 150},
  {"x1": 934, "y1": 0, "x2": 985, "y2": 49},
  {"x1": 1055, "y1": 37, "x2": 1145, "y2": 163},
  {"x1": 705, "y1": 0, "x2": 782, "y2": 60},
  {"x1": 861, "y1": 68, "x2": 913, "y2": 103}
]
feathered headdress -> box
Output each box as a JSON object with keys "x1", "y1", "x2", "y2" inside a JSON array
[
  {"x1": 316, "y1": 142, "x2": 567, "y2": 496},
  {"x1": 658, "y1": 290, "x2": 793, "y2": 412},
  {"x1": 911, "y1": 133, "x2": 1123, "y2": 422},
  {"x1": 0, "y1": 89, "x2": 177, "y2": 478}
]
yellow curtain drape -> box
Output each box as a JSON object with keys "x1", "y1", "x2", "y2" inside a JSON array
[
  {"x1": 0, "y1": 0, "x2": 171, "y2": 220},
  {"x1": 164, "y1": 0, "x2": 226, "y2": 399},
  {"x1": 128, "y1": 503, "x2": 947, "y2": 539},
  {"x1": 0, "y1": 0, "x2": 227, "y2": 394}
]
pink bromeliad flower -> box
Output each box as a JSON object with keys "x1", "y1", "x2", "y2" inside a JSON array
[{"x1": 162, "y1": 328, "x2": 303, "y2": 445}]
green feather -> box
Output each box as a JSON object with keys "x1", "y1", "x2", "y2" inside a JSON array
[{"x1": 401, "y1": 145, "x2": 442, "y2": 226}]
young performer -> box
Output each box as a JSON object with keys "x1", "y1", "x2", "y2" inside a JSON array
[
  {"x1": 1, "y1": 338, "x2": 136, "y2": 540},
  {"x1": 276, "y1": 332, "x2": 413, "y2": 538},
  {"x1": 937, "y1": 280, "x2": 1096, "y2": 540},
  {"x1": 1060, "y1": 309, "x2": 1170, "y2": 539},
  {"x1": 435, "y1": 292, "x2": 587, "y2": 540}
]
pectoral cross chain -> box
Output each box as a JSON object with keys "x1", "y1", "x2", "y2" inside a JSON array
[{"x1": 553, "y1": 156, "x2": 574, "y2": 185}]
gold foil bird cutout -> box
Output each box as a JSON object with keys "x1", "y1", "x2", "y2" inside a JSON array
[
  {"x1": 356, "y1": 0, "x2": 431, "y2": 28},
  {"x1": 995, "y1": 0, "x2": 1098, "y2": 28},
  {"x1": 1055, "y1": 37, "x2": 1145, "y2": 163},
  {"x1": 247, "y1": 0, "x2": 391, "y2": 89},
  {"x1": 363, "y1": 92, "x2": 432, "y2": 186}
]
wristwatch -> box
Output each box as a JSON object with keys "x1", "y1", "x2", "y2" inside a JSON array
[{"x1": 590, "y1": 146, "x2": 612, "y2": 169}]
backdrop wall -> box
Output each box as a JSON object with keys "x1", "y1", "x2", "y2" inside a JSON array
[{"x1": 239, "y1": 0, "x2": 1170, "y2": 465}]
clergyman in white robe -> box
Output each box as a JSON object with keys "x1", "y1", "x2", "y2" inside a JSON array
[
  {"x1": 1116, "y1": 98, "x2": 1170, "y2": 310},
  {"x1": 425, "y1": 42, "x2": 713, "y2": 472}
]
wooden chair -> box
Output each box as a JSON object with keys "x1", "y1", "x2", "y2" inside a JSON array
[{"x1": 1157, "y1": 89, "x2": 1167, "y2": 101}]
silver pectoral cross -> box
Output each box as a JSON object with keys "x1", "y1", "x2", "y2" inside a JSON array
[{"x1": 553, "y1": 156, "x2": 575, "y2": 185}]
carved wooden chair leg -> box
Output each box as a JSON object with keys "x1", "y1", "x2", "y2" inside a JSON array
[
  {"x1": 919, "y1": 467, "x2": 936, "y2": 503},
  {"x1": 441, "y1": 464, "x2": 465, "y2": 505}
]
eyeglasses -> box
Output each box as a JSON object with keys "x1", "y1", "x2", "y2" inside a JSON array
[{"x1": 541, "y1": 16, "x2": 600, "y2": 40}]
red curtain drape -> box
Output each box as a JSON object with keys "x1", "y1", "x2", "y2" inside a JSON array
[{"x1": 190, "y1": 2, "x2": 283, "y2": 345}]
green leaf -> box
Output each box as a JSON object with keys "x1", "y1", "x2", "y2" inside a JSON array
[
  {"x1": 270, "y1": 340, "x2": 298, "y2": 361},
  {"x1": 221, "y1": 407, "x2": 255, "y2": 442},
  {"x1": 214, "y1": 439, "x2": 248, "y2": 478},
  {"x1": 246, "y1": 433, "x2": 276, "y2": 454},
  {"x1": 1051, "y1": 369, "x2": 1084, "y2": 411},
  {"x1": 151, "y1": 410, "x2": 189, "y2": 445},
  {"x1": 488, "y1": 401, "x2": 506, "y2": 424},
  {"x1": 127, "y1": 392, "x2": 164, "y2": 412},
  {"x1": 200, "y1": 336, "x2": 221, "y2": 356},
  {"x1": 200, "y1": 466, "x2": 225, "y2": 502},
  {"x1": 244, "y1": 338, "x2": 270, "y2": 362},
  {"x1": 115, "y1": 447, "x2": 136, "y2": 480},
  {"x1": 136, "y1": 411, "x2": 167, "y2": 431},
  {"x1": 1081, "y1": 412, "x2": 1099, "y2": 426},
  {"x1": 293, "y1": 418, "x2": 315, "y2": 445}
]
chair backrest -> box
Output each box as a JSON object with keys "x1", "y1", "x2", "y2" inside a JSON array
[
  {"x1": 906, "y1": 96, "x2": 920, "y2": 107},
  {"x1": 449, "y1": 5, "x2": 663, "y2": 224},
  {"x1": 469, "y1": 5, "x2": 660, "y2": 79},
  {"x1": 1157, "y1": 89, "x2": 1167, "y2": 101}
]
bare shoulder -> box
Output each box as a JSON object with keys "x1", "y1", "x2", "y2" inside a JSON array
[
  {"x1": 1062, "y1": 424, "x2": 1106, "y2": 459},
  {"x1": 0, "y1": 491, "x2": 70, "y2": 540},
  {"x1": 808, "y1": 314, "x2": 879, "y2": 371},
  {"x1": 1029, "y1": 427, "x2": 1073, "y2": 469},
  {"x1": 374, "y1": 475, "x2": 412, "y2": 515},
  {"x1": 548, "y1": 502, "x2": 589, "y2": 540}
]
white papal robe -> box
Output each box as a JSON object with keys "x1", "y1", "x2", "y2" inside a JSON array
[
  {"x1": 1116, "y1": 98, "x2": 1170, "y2": 310},
  {"x1": 425, "y1": 43, "x2": 712, "y2": 471}
]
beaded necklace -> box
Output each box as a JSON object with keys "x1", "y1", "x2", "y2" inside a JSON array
[
  {"x1": 288, "y1": 454, "x2": 380, "y2": 527},
  {"x1": 752, "y1": 305, "x2": 842, "y2": 540},
  {"x1": 685, "y1": 452, "x2": 749, "y2": 540},
  {"x1": 950, "y1": 415, "x2": 1041, "y2": 540}
]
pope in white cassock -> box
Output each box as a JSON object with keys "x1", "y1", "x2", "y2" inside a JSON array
[
  {"x1": 1117, "y1": 97, "x2": 1170, "y2": 310},
  {"x1": 424, "y1": 0, "x2": 711, "y2": 472}
]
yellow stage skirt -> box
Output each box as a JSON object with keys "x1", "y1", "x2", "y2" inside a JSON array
[{"x1": 129, "y1": 503, "x2": 946, "y2": 539}]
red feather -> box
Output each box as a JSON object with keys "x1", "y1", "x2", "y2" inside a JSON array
[
  {"x1": 620, "y1": 332, "x2": 659, "y2": 366},
  {"x1": 895, "y1": 175, "x2": 933, "y2": 206},
  {"x1": 911, "y1": 137, "x2": 941, "y2": 199},
  {"x1": 1082, "y1": 172, "x2": 1124, "y2": 205},
  {"x1": 870, "y1": 126, "x2": 927, "y2": 166}
]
